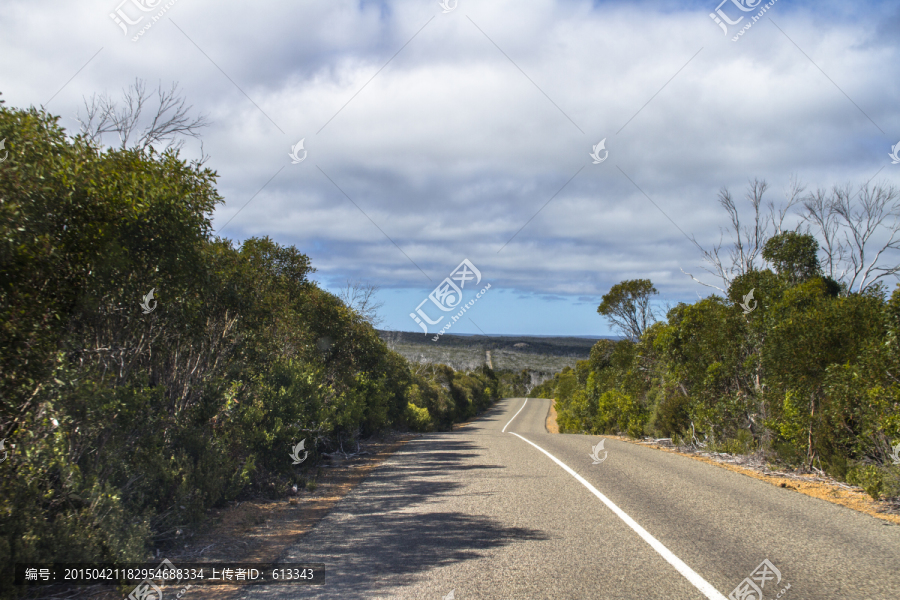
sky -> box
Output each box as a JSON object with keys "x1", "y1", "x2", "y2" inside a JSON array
[{"x1": 2, "y1": 0, "x2": 899, "y2": 336}]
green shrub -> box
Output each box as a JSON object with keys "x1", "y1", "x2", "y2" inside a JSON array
[
  {"x1": 717, "y1": 429, "x2": 756, "y2": 455},
  {"x1": 820, "y1": 449, "x2": 849, "y2": 481},
  {"x1": 556, "y1": 389, "x2": 594, "y2": 434},
  {"x1": 881, "y1": 467, "x2": 900, "y2": 500},
  {"x1": 649, "y1": 392, "x2": 690, "y2": 438},
  {"x1": 847, "y1": 464, "x2": 884, "y2": 500},
  {"x1": 405, "y1": 402, "x2": 434, "y2": 432},
  {"x1": 0, "y1": 96, "x2": 488, "y2": 600},
  {"x1": 599, "y1": 390, "x2": 646, "y2": 437}
]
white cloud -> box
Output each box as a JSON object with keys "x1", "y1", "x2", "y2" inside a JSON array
[{"x1": 3, "y1": 0, "x2": 899, "y2": 333}]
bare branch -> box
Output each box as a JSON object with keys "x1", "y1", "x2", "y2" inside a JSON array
[
  {"x1": 196, "y1": 140, "x2": 211, "y2": 167},
  {"x1": 687, "y1": 179, "x2": 788, "y2": 291},
  {"x1": 798, "y1": 181, "x2": 900, "y2": 293},
  {"x1": 680, "y1": 268, "x2": 726, "y2": 293},
  {"x1": 735, "y1": 178, "x2": 770, "y2": 276},
  {"x1": 771, "y1": 175, "x2": 805, "y2": 234},
  {"x1": 800, "y1": 188, "x2": 846, "y2": 280},
  {"x1": 337, "y1": 280, "x2": 385, "y2": 327},
  {"x1": 687, "y1": 229, "x2": 732, "y2": 290},
  {"x1": 137, "y1": 81, "x2": 210, "y2": 152},
  {"x1": 76, "y1": 78, "x2": 209, "y2": 153}
]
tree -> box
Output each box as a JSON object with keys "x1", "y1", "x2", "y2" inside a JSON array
[
  {"x1": 336, "y1": 280, "x2": 385, "y2": 327},
  {"x1": 0, "y1": 96, "x2": 499, "y2": 595},
  {"x1": 763, "y1": 282, "x2": 885, "y2": 468},
  {"x1": 598, "y1": 279, "x2": 658, "y2": 341},
  {"x1": 0, "y1": 100, "x2": 224, "y2": 591},
  {"x1": 801, "y1": 182, "x2": 900, "y2": 293},
  {"x1": 76, "y1": 78, "x2": 209, "y2": 155},
  {"x1": 762, "y1": 231, "x2": 821, "y2": 285},
  {"x1": 684, "y1": 178, "x2": 804, "y2": 292}
]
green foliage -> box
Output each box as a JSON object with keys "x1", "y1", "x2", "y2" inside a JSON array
[
  {"x1": 598, "y1": 279, "x2": 658, "y2": 340},
  {"x1": 0, "y1": 100, "x2": 499, "y2": 598},
  {"x1": 574, "y1": 359, "x2": 591, "y2": 387},
  {"x1": 763, "y1": 281, "x2": 885, "y2": 464},
  {"x1": 648, "y1": 389, "x2": 690, "y2": 438},
  {"x1": 557, "y1": 389, "x2": 594, "y2": 433},
  {"x1": 775, "y1": 390, "x2": 809, "y2": 452},
  {"x1": 847, "y1": 464, "x2": 884, "y2": 500},
  {"x1": 556, "y1": 271, "x2": 900, "y2": 504},
  {"x1": 657, "y1": 295, "x2": 753, "y2": 440},
  {"x1": 887, "y1": 286, "x2": 900, "y2": 325},
  {"x1": 405, "y1": 402, "x2": 434, "y2": 432},
  {"x1": 714, "y1": 428, "x2": 756, "y2": 455},
  {"x1": 762, "y1": 231, "x2": 821, "y2": 285},
  {"x1": 556, "y1": 368, "x2": 577, "y2": 402},
  {"x1": 596, "y1": 390, "x2": 646, "y2": 438}
]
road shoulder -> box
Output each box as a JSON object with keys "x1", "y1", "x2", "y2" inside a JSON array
[
  {"x1": 541, "y1": 398, "x2": 899, "y2": 526},
  {"x1": 545, "y1": 398, "x2": 559, "y2": 433}
]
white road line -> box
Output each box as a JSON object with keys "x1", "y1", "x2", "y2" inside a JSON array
[
  {"x1": 509, "y1": 432, "x2": 728, "y2": 600},
  {"x1": 502, "y1": 399, "x2": 527, "y2": 433}
]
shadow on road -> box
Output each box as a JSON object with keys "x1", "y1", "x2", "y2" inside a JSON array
[{"x1": 251, "y1": 434, "x2": 548, "y2": 597}]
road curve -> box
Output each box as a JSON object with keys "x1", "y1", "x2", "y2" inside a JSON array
[{"x1": 236, "y1": 398, "x2": 900, "y2": 599}]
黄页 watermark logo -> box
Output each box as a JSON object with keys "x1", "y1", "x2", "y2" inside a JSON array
[
  {"x1": 127, "y1": 558, "x2": 194, "y2": 600},
  {"x1": 438, "y1": 0, "x2": 457, "y2": 13},
  {"x1": 110, "y1": 0, "x2": 182, "y2": 42},
  {"x1": 409, "y1": 259, "x2": 490, "y2": 341},
  {"x1": 739, "y1": 288, "x2": 757, "y2": 315}
]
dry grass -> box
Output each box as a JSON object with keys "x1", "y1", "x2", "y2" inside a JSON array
[{"x1": 546, "y1": 399, "x2": 559, "y2": 434}]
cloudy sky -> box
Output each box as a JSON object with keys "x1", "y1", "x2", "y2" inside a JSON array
[{"x1": 3, "y1": 0, "x2": 899, "y2": 336}]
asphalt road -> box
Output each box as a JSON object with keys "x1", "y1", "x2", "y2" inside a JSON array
[{"x1": 236, "y1": 398, "x2": 900, "y2": 599}]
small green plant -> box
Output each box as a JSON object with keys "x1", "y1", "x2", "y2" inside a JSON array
[
  {"x1": 648, "y1": 394, "x2": 691, "y2": 438},
  {"x1": 822, "y1": 451, "x2": 849, "y2": 480},
  {"x1": 306, "y1": 480, "x2": 317, "y2": 492},
  {"x1": 771, "y1": 439, "x2": 804, "y2": 466},
  {"x1": 717, "y1": 429, "x2": 756, "y2": 455},
  {"x1": 881, "y1": 467, "x2": 900, "y2": 500},
  {"x1": 405, "y1": 402, "x2": 433, "y2": 432},
  {"x1": 847, "y1": 464, "x2": 884, "y2": 500}
]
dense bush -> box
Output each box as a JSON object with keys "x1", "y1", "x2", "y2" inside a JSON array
[
  {"x1": 0, "y1": 102, "x2": 499, "y2": 597},
  {"x1": 531, "y1": 236, "x2": 900, "y2": 502}
]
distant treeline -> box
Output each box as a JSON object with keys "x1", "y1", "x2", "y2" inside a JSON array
[
  {"x1": 533, "y1": 220, "x2": 900, "y2": 504},
  {"x1": 380, "y1": 331, "x2": 611, "y2": 384},
  {"x1": 380, "y1": 330, "x2": 610, "y2": 356},
  {"x1": 0, "y1": 102, "x2": 529, "y2": 597}
]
